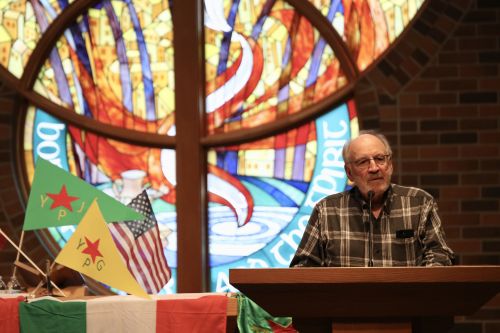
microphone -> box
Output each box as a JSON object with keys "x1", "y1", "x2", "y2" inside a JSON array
[{"x1": 367, "y1": 191, "x2": 374, "y2": 267}]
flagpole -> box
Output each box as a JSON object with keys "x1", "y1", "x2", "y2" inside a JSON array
[
  {"x1": 10, "y1": 230, "x2": 24, "y2": 281},
  {"x1": 28, "y1": 261, "x2": 57, "y2": 297},
  {"x1": 0, "y1": 228, "x2": 66, "y2": 297}
]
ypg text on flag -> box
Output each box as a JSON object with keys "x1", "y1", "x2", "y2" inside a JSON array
[
  {"x1": 55, "y1": 200, "x2": 149, "y2": 298},
  {"x1": 109, "y1": 190, "x2": 171, "y2": 294}
]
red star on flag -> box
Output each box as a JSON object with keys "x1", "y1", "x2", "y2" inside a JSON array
[
  {"x1": 46, "y1": 185, "x2": 79, "y2": 211},
  {"x1": 81, "y1": 237, "x2": 103, "y2": 263}
]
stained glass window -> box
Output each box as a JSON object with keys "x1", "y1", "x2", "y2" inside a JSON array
[
  {"x1": 205, "y1": 0, "x2": 347, "y2": 134},
  {"x1": 208, "y1": 102, "x2": 357, "y2": 291},
  {"x1": 0, "y1": 0, "x2": 426, "y2": 293}
]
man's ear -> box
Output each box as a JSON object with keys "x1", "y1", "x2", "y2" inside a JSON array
[
  {"x1": 345, "y1": 164, "x2": 354, "y2": 181},
  {"x1": 387, "y1": 159, "x2": 394, "y2": 175}
]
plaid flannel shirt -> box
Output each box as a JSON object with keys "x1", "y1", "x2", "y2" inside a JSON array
[{"x1": 290, "y1": 184, "x2": 454, "y2": 267}]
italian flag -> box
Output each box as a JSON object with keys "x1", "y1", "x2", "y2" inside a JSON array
[{"x1": 1, "y1": 295, "x2": 227, "y2": 332}]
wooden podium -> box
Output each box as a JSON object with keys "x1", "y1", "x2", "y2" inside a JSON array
[{"x1": 230, "y1": 266, "x2": 500, "y2": 333}]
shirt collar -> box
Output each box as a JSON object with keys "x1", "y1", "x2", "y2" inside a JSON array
[{"x1": 351, "y1": 184, "x2": 393, "y2": 214}]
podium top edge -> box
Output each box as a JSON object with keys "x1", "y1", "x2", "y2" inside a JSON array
[{"x1": 229, "y1": 266, "x2": 500, "y2": 284}]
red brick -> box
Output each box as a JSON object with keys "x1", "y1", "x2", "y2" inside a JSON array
[
  {"x1": 439, "y1": 52, "x2": 477, "y2": 64},
  {"x1": 463, "y1": 9, "x2": 497, "y2": 23},
  {"x1": 460, "y1": 65, "x2": 499, "y2": 77},
  {"x1": 356, "y1": 90, "x2": 377, "y2": 104},
  {"x1": 453, "y1": 25, "x2": 477, "y2": 37},
  {"x1": 401, "y1": 160, "x2": 440, "y2": 172},
  {"x1": 437, "y1": 200, "x2": 460, "y2": 212},
  {"x1": 481, "y1": 159, "x2": 500, "y2": 171},
  {"x1": 420, "y1": 146, "x2": 459, "y2": 159},
  {"x1": 460, "y1": 118, "x2": 498, "y2": 130},
  {"x1": 441, "y1": 213, "x2": 479, "y2": 227},
  {"x1": 405, "y1": 30, "x2": 439, "y2": 55},
  {"x1": 441, "y1": 186, "x2": 481, "y2": 198},
  {"x1": 460, "y1": 91, "x2": 498, "y2": 104},
  {"x1": 441, "y1": 38, "x2": 456, "y2": 51},
  {"x1": 421, "y1": 66, "x2": 459, "y2": 78},
  {"x1": 379, "y1": 121, "x2": 397, "y2": 132},
  {"x1": 440, "y1": 132, "x2": 477, "y2": 144},
  {"x1": 440, "y1": 79, "x2": 477, "y2": 91},
  {"x1": 399, "y1": 147, "x2": 419, "y2": 159},
  {"x1": 484, "y1": 241, "x2": 500, "y2": 252},
  {"x1": 398, "y1": 93, "x2": 418, "y2": 106},
  {"x1": 381, "y1": 77, "x2": 403, "y2": 96},
  {"x1": 479, "y1": 105, "x2": 500, "y2": 117},
  {"x1": 447, "y1": 240, "x2": 481, "y2": 252},
  {"x1": 435, "y1": 14, "x2": 459, "y2": 33},
  {"x1": 461, "y1": 173, "x2": 500, "y2": 185},
  {"x1": 458, "y1": 37, "x2": 498, "y2": 50},
  {"x1": 440, "y1": 105, "x2": 478, "y2": 117},
  {"x1": 405, "y1": 80, "x2": 437, "y2": 92},
  {"x1": 401, "y1": 133, "x2": 439, "y2": 145},
  {"x1": 0, "y1": 126, "x2": 10, "y2": 139},
  {"x1": 480, "y1": 132, "x2": 500, "y2": 144},
  {"x1": 400, "y1": 175, "x2": 419, "y2": 186},
  {"x1": 368, "y1": 70, "x2": 399, "y2": 96},
  {"x1": 477, "y1": 23, "x2": 500, "y2": 35},
  {"x1": 421, "y1": 173, "x2": 459, "y2": 185},
  {"x1": 356, "y1": 105, "x2": 379, "y2": 118},
  {"x1": 419, "y1": 93, "x2": 457, "y2": 105},
  {"x1": 461, "y1": 255, "x2": 500, "y2": 265},
  {"x1": 379, "y1": 106, "x2": 398, "y2": 118},
  {"x1": 420, "y1": 119, "x2": 457, "y2": 131},
  {"x1": 400, "y1": 107, "x2": 439, "y2": 118},
  {"x1": 400, "y1": 121, "x2": 418, "y2": 132},
  {"x1": 400, "y1": 58, "x2": 421, "y2": 77},
  {"x1": 460, "y1": 145, "x2": 499, "y2": 158},
  {"x1": 462, "y1": 200, "x2": 499, "y2": 212},
  {"x1": 480, "y1": 78, "x2": 500, "y2": 90},
  {"x1": 440, "y1": 160, "x2": 479, "y2": 172},
  {"x1": 444, "y1": 226, "x2": 461, "y2": 238},
  {"x1": 481, "y1": 214, "x2": 500, "y2": 226}
]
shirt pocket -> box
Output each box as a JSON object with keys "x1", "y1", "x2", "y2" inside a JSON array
[{"x1": 390, "y1": 231, "x2": 420, "y2": 264}]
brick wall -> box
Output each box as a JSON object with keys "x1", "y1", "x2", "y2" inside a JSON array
[
  {"x1": 0, "y1": 0, "x2": 498, "y2": 331},
  {"x1": 355, "y1": 0, "x2": 500, "y2": 332}
]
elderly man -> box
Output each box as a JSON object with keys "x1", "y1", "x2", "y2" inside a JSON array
[{"x1": 290, "y1": 130, "x2": 454, "y2": 267}]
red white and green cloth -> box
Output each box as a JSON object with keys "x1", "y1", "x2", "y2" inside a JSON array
[
  {"x1": 0, "y1": 293, "x2": 296, "y2": 333},
  {"x1": 1, "y1": 294, "x2": 227, "y2": 333}
]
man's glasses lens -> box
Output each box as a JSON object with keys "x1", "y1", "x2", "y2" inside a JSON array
[{"x1": 354, "y1": 155, "x2": 390, "y2": 169}]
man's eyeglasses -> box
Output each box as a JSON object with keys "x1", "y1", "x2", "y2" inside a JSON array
[{"x1": 348, "y1": 154, "x2": 391, "y2": 170}]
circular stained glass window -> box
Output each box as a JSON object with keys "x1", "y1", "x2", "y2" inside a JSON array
[{"x1": 0, "y1": 0, "x2": 425, "y2": 293}]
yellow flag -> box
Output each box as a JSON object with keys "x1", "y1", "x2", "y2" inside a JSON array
[{"x1": 55, "y1": 200, "x2": 149, "y2": 299}]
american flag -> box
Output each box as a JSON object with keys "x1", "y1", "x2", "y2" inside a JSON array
[{"x1": 109, "y1": 190, "x2": 171, "y2": 294}]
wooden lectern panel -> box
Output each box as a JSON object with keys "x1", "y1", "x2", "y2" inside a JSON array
[
  {"x1": 230, "y1": 266, "x2": 500, "y2": 317},
  {"x1": 230, "y1": 266, "x2": 500, "y2": 333},
  {"x1": 333, "y1": 322, "x2": 411, "y2": 333}
]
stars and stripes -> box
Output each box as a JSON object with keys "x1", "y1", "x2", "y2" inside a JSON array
[{"x1": 109, "y1": 190, "x2": 171, "y2": 294}]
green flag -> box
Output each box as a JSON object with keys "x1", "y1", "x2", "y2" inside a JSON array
[
  {"x1": 236, "y1": 293, "x2": 296, "y2": 333},
  {"x1": 23, "y1": 158, "x2": 144, "y2": 230},
  {"x1": 19, "y1": 298, "x2": 86, "y2": 333}
]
